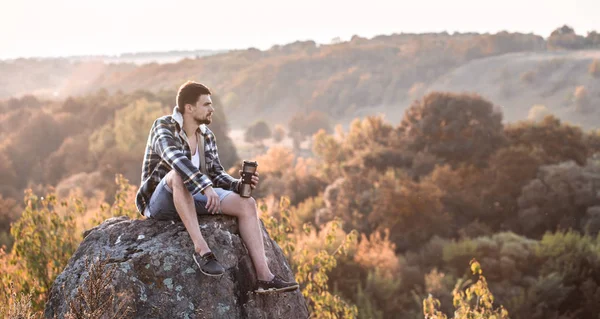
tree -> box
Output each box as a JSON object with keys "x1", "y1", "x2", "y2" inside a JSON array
[
  {"x1": 370, "y1": 169, "x2": 450, "y2": 252},
  {"x1": 550, "y1": 25, "x2": 575, "y2": 37},
  {"x1": 6, "y1": 111, "x2": 66, "y2": 188},
  {"x1": 114, "y1": 98, "x2": 166, "y2": 153},
  {"x1": 516, "y1": 158, "x2": 600, "y2": 238},
  {"x1": 586, "y1": 31, "x2": 600, "y2": 47},
  {"x1": 397, "y1": 92, "x2": 506, "y2": 168},
  {"x1": 288, "y1": 111, "x2": 332, "y2": 150},
  {"x1": 0, "y1": 195, "x2": 19, "y2": 249},
  {"x1": 547, "y1": 25, "x2": 585, "y2": 50},
  {"x1": 244, "y1": 120, "x2": 272, "y2": 146},
  {"x1": 504, "y1": 115, "x2": 589, "y2": 166},
  {"x1": 478, "y1": 146, "x2": 544, "y2": 230}
]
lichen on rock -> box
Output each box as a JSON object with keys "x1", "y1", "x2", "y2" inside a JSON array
[{"x1": 44, "y1": 215, "x2": 308, "y2": 319}]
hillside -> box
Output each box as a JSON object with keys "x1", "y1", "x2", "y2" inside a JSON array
[
  {"x1": 425, "y1": 50, "x2": 600, "y2": 130},
  {"x1": 0, "y1": 49, "x2": 224, "y2": 99},
  {"x1": 2, "y1": 30, "x2": 599, "y2": 131},
  {"x1": 1, "y1": 32, "x2": 546, "y2": 127}
]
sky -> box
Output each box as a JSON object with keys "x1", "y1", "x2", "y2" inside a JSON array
[{"x1": 1, "y1": 0, "x2": 599, "y2": 59}]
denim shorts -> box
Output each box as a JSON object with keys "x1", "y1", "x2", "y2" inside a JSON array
[{"x1": 145, "y1": 177, "x2": 233, "y2": 220}]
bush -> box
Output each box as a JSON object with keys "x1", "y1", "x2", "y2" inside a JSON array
[
  {"x1": 0, "y1": 175, "x2": 139, "y2": 312},
  {"x1": 423, "y1": 259, "x2": 509, "y2": 319},
  {"x1": 262, "y1": 197, "x2": 359, "y2": 318}
]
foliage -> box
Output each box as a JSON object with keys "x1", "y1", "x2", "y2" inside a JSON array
[
  {"x1": 114, "y1": 98, "x2": 166, "y2": 153},
  {"x1": 517, "y1": 158, "x2": 600, "y2": 238},
  {"x1": 252, "y1": 146, "x2": 326, "y2": 205},
  {"x1": 0, "y1": 175, "x2": 140, "y2": 313},
  {"x1": 262, "y1": 196, "x2": 359, "y2": 318},
  {"x1": 0, "y1": 283, "x2": 39, "y2": 319},
  {"x1": 288, "y1": 110, "x2": 332, "y2": 150},
  {"x1": 0, "y1": 195, "x2": 20, "y2": 249},
  {"x1": 423, "y1": 259, "x2": 509, "y2": 319},
  {"x1": 5, "y1": 191, "x2": 82, "y2": 310},
  {"x1": 244, "y1": 120, "x2": 272, "y2": 145},
  {"x1": 547, "y1": 25, "x2": 586, "y2": 50},
  {"x1": 504, "y1": 115, "x2": 589, "y2": 165},
  {"x1": 397, "y1": 92, "x2": 506, "y2": 168}
]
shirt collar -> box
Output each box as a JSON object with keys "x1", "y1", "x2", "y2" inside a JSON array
[{"x1": 172, "y1": 106, "x2": 207, "y2": 135}]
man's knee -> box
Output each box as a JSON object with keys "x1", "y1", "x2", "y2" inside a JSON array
[
  {"x1": 241, "y1": 196, "x2": 257, "y2": 218},
  {"x1": 166, "y1": 170, "x2": 184, "y2": 190}
]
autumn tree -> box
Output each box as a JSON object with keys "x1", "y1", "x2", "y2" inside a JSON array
[
  {"x1": 516, "y1": 158, "x2": 600, "y2": 238},
  {"x1": 547, "y1": 25, "x2": 586, "y2": 50},
  {"x1": 5, "y1": 111, "x2": 67, "y2": 189},
  {"x1": 584, "y1": 129, "x2": 600, "y2": 156},
  {"x1": 397, "y1": 92, "x2": 506, "y2": 168},
  {"x1": 244, "y1": 120, "x2": 272, "y2": 146},
  {"x1": 288, "y1": 110, "x2": 332, "y2": 150},
  {"x1": 504, "y1": 115, "x2": 589, "y2": 165},
  {"x1": 0, "y1": 195, "x2": 19, "y2": 249},
  {"x1": 586, "y1": 31, "x2": 600, "y2": 47},
  {"x1": 478, "y1": 146, "x2": 544, "y2": 231}
]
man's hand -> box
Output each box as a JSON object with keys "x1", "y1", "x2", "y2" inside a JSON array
[
  {"x1": 203, "y1": 186, "x2": 220, "y2": 214},
  {"x1": 239, "y1": 170, "x2": 260, "y2": 189}
]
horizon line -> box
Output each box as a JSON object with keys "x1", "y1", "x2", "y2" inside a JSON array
[{"x1": 0, "y1": 27, "x2": 578, "y2": 62}]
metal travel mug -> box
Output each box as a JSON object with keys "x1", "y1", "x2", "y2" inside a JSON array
[{"x1": 240, "y1": 160, "x2": 258, "y2": 198}]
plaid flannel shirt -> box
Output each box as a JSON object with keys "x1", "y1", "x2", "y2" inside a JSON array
[{"x1": 135, "y1": 106, "x2": 240, "y2": 215}]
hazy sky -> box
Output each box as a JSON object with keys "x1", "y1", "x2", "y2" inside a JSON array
[{"x1": 1, "y1": 0, "x2": 598, "y2": 59}]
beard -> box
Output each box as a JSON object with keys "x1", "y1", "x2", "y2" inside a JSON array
[{"x1": 194, "y1": 113, "x2": 212, "y2": 125}]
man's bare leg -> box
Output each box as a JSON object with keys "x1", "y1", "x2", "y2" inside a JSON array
[
  {"x1": 166, "y1": 171, "x2": 211, "y2": 255},
  {"x1": 220, "y1": 194, "x2": 274, "y2": 281}
]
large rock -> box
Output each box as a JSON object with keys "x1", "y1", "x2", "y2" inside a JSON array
[{"x1": 45, "y1": 216, "x2": 309, "y2": 319}]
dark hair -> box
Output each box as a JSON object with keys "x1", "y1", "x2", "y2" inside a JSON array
[{"x1": 176, "y1": 81, "x2": 212, "y2": 114}]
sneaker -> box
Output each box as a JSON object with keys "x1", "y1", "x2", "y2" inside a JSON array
[
  {"x1": 255, "y1": 274, "x2": 299, "y2": 293},
  {"x1": 193, "y1": 251, "x2": 225, "y2": 277}
]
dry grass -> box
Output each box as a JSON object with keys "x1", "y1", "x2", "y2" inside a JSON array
[
  {"x1": 0, "y1": 283, "x2": 40, "y2": 319},
  {"x1": 65, "y1": 256, "x2": 133, "y2": 319}
]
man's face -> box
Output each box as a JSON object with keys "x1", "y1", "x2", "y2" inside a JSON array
[{"x1": 188, "y1": 94, "x2": 214, "y2": 125}]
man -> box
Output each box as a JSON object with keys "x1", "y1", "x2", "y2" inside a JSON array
[{"x1": 135, "y1": 81, "x2": 298, "y2": 293}]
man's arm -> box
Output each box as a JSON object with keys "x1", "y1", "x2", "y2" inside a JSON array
[{"x1": 151, "y1": 119, "x2": 213, "y2": 195}]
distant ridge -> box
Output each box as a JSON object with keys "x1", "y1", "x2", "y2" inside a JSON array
[{"x1": 1, "y1": 49, "x2": 228, "y2": 65}]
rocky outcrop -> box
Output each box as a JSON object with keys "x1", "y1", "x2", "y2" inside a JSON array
[{"x1": 45, "y1": 216, "x2": 308, "y2": 319}]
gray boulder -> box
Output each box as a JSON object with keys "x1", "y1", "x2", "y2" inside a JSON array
[{"x1": 45, "y1": 215, "x2": 309, "y2": 319}]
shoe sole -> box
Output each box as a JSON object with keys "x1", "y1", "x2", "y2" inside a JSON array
[
  {"x1": 193, "y1": 254, "x2": 225, "y2": 277},
  {"x1": 254, "y1": 284, "x2": 299, "y2": 294}
]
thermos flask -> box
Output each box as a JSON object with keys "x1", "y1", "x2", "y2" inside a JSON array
[{"x1": 240, "y1": 160, "x2": 258, "y2": 198}]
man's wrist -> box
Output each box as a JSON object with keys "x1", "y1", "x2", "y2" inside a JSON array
[
  {"x1": 235, "y1": 179, "x2": 242, "y2": 193},
  {"x1": 201, "y1": 185, "x2": 213, "y2": 195}
]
